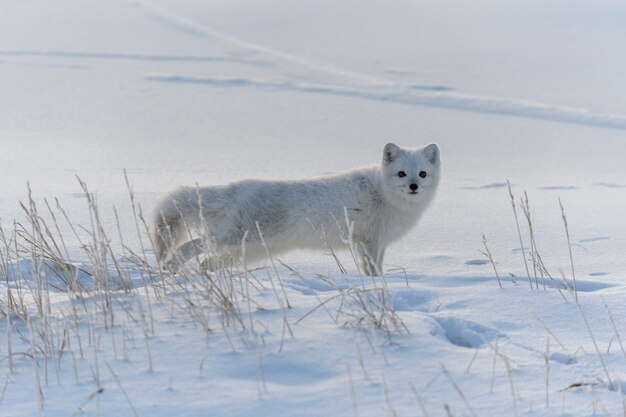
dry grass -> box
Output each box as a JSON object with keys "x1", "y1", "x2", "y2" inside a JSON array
[{"x1": 0, "y1": 176, "x2": 412, "y2": 414}]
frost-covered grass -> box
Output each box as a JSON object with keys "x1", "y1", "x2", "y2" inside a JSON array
[
  {"x1": 3, "y1": 180, "x2": 626, "y2": 416},
  {"x1": 0, "y1": 179, "x2": 412, "y2": 415}
]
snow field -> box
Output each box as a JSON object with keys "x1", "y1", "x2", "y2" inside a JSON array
[{"x1": 2, "y1": 182, "x2": 626, "y2": 416}]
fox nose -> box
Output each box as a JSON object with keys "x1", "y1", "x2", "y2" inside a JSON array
[{"x1": 409, "y1": 183, "x2": 418, "y2": 191}]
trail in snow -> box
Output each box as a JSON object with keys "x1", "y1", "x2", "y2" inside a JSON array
[
  {"x1": 6, "y1": 2, "x2": 624, "y2": 130},
  {"x1": 134, "y1": 1, "x2": 626, "y2": 131},
  {"x1": 0, "y1": 58, "x2": 89, "y2": 70},
  {"x1": 134, "y1": 0, "x2": 388, "y2": 87},
  {"x1": 145, "y1": 74, "x2": 626, "y2": 130},
  {"x1": 0, "y1": 50, "x2": 273, "y2": 66}
]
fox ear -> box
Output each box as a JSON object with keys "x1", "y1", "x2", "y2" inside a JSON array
[
  {"x1": 423, "y1": 143, "x2": 440, "y2": 164},
  {"x1": 383, "y1": 143, "x2": 402, "y2": 164}
]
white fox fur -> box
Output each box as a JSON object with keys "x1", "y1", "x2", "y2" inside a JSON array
[{"x1": 151, "y1": 143, "x2": 440, "y2": 276}]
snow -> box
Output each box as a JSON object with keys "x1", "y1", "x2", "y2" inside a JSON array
[{"x1": 2, "y1": 0, "x2": 626, "y2": 415}]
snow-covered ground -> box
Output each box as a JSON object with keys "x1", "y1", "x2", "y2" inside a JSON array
[{"x1": 2, "y1": 0, "x2": 626, "y2": 415}]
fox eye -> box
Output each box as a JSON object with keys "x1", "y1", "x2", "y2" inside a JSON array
[
  {"x1": 397, "y1": 171, "x2": 407, "y2": 178},
  {"x1": 419, "y1": 171, "x2": 427, "y2": 178}
]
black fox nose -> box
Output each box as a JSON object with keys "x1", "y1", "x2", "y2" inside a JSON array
[{"x1": 409, "y1": 183, "x2": 418, "y2": 191}]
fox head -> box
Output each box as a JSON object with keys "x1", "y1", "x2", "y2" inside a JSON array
[{"x1": 380, "y1": 142, "x2": 441, "y2": 207}]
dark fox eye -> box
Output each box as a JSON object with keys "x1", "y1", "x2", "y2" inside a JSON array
[
  {"x1": 397, "y1": 171, "x2": 407, "y2": 178},
  {"x1": 419, "y1": 171, "x2": 427, "y2": 178}
]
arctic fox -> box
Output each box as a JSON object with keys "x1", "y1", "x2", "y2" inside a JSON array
[{"x1": 151, "y1": 143, "x2": 440, "y2": 276}]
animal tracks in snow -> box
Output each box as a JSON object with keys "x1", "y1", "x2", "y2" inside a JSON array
[
  {"x1": 393, "y1": 288, "x2": 439, "y2": 313},
  {"x1": 464, "y1": 259, "x2": 490, "y2": 266},
  {"x1": 594, "y1": 182, "x2": 626, "y2": 189},
  {"x1": 460, "y1": 182, "x2": 509, "y2": 190},
  {"x1": 537, "y1": 185, "x2": 578, "y2": 191},
  {"x1": 431, "y1": 316, "x2": 503, "y2": 349}
]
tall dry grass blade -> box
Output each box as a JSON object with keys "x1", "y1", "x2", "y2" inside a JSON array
[
  {"x1": 346, "y1": 365, "x2": 359, "y2": 417},
  {"x1": 441, "y1": 363, "x2": 477, "y2": 417},
  {"x1": 545, "y1": 339, "x2": 550, "y2": 408},
  {"x1": 306, "y1": 219, "x2": 347, "y2": 274},
  {"x1": 533, "y1": 312, "x2": 567, "y2": 351},
  {"x1": 500, "y1": 354, "x2": 518, "y2": 417},
  {"x1": 603, "y1": 296, "x2": 626, "y2": 359},
  {"x1": 520, "y1": 192, "x2": 540, "y2": 289},
  {"x1": 409, "y1": 382, "x2": 431, "y2": 417},
  {"x1": 559, "y1": 199, "x2": 577, "y2": 302},
  {"x1": 255, "y1": 222, "x2": 293, "y2": 351},
  {"x1": 105, "y1": 362, "x2": 139, "y2": 417},
  {"x1": 480, "y1": 234, "x2": 501, "y2": 288},
  {"x1": 576, "y1": 299, "x2": 614, "y2": 390},
  {"x1": 507, "y1": 181, "x2": 532, "y2": 289}
]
